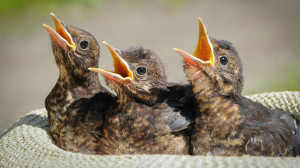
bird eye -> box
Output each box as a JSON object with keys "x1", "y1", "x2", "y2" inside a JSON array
[
  {"x1": 136, "y1": 66, "x2": 147, "y2": 75},
  {"x1": 80, "y1": 40, "x2": 89, "y2": 49},
  {"x1": 219, "y1": 56, "x2": 228, "y2": 65}
]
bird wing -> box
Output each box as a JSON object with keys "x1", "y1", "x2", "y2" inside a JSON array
[
  {"x1": 279, "y1": 112, "x2": 300, "y2": 156},
  {"x1": 159, "y1": 105, "x2": 194, "y2": 132},
  {"x1": 245, "y1": 121, "x2": 295, "y2": 156},
  {"x1": 165, "y1": 82, "x2": 195, "y2": 132},
  {"x1": 168, "y1": 112, "x2": 193, "y2": 132},
  {"x1": 166, "y1": 83, "x2": 193, "y2": 108},
  {"x1": 239, "y1": 98, "x2": 299, "y2": 156},
  {"x1": 65, "y1": 91, "x2": 114, "y2": 138},
  {"x1": 58, "y1": 93, "x2": 112, "y2": 154},
  {"x1": 243, "y1": 112, "x2": 298, "y2": 156},
  {"x1": 295, "y1": 127, "x2": 300, "y2": 155}
]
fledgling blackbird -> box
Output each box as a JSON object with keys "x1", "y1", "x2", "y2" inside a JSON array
[
  {"x1": 174, "y1": 18, "x2": 300, "y2": 156},
  {"x1": 89, "y1": 42, "x2": 193, "y2": 154},
  {"x1": 44, "y1": 13, "x2": 113, "y2": 154}
]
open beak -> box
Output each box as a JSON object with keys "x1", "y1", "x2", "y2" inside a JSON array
[
  {"x1": 88, "y1": 41, "x2": 133, "y2": 83},
  {"x1": 174, "y1": 18, "x2": 214, "y2": 66},
  {"x1": 43, "y1": 13, "x2": 76, "y2": 51}
]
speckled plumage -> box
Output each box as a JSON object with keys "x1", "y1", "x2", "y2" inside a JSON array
[
  {"x1": 190, "y1": 39, "x2": 299, "y2": 156},
  {"x1": 44, "y1": 14, "x2": 113, "y2": 154},
  {"x1": 91, "y1": 45, "x2": 193, "y2": 154},
  {"x1": 175, "y1": 19, "x2": 300, "y2": 156}
]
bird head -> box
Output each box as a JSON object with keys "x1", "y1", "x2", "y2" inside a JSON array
[
  {"x1": 89, "y1": 42, "x2": 168, "y2": 105},
  {"x1": 43, "y1": 13, "x2": 100, "y2": 77},
  {"x1": 174, "y1": 18, "x2": 243, "y2": 96}
]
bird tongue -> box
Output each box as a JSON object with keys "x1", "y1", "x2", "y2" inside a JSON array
[
  {"x1": 88, "y1": 42, "x2": 133, "y2": 83},
  {"x1": 174, "y1": 18, "x2": 214, "y2": 65},
  {"x1": 43, "y1": 13, "x2": 76, "y2": 51}
]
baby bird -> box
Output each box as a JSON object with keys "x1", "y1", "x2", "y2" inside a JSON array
[
  {"x1": 44, "y1": 13, "x2": 113, "y2": 154},
  {"x1": 174, "y1": 18, "x2": 300, "y2": 156},
  {"x1": 89, "y1": 42, "x2": 192, "y2": 154}
]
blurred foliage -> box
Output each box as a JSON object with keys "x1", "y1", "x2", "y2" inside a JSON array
[
  {"x1": 268, "y1": 62, "x2": 300, "y2": 91},
  {"x1": 0, "y1": 0, "x2": 190, "y2": 41},
  {"x1": 0, "y1": 0, "x2": 189, "y2": 17},
  {"x1": 245, "y1": 61, "x2": 300, "y2": 95},
  {"x1": 0, "y1": 0, "x2": 105, "y2": 41},
  {"x1": 0, "y1": 0, "x2": 101, "y2": 17}
]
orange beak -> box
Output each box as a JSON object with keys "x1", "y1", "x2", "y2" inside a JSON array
[
  {"x1": 43, "y1": 13, "x2": 76, "y2": 51},
  {"x1": 88, "y1": 41, "x2": 133, "y2": 83},
  {"x1": 174, "y1": 18, "x2": 214, "y2": 66}
]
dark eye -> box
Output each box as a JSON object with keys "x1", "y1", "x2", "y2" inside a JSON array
[
  {"x1": 80, "y1": 40, "x2": 89, "y2": 49},
  {"x1": 219, "y1": 56, "x2": 228, "y2": 65},
  {"x1": 136, "y1": 66, "x2": 147, "y2": 75}
]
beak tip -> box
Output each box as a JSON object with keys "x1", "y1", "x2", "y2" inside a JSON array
[
  {"x1": 42, "y1": 24, "x2": 51, "y2": 31},
  {"x1": 102, "y1": 41, "x2": 110, "y2": 48},
  {"x1": 50, "y1": 13, "x2": 56, "y2": 19},
  {"x1": 50, "y1": 13, "x2": 57, "y2": 18},
  {"x1": 173, "y1": 48, "x2": 185, "y2": 55}
]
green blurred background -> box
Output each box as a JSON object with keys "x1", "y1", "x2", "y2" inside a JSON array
[{"x1": 0, "y1": 0, "x2": 299, "y2": 134}]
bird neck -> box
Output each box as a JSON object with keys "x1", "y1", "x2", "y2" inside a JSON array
[
  {"x1": 193, "y1": 85, "x2": 241, "y2": 115},
  {"x1": 106, "y1": 80, "x2": 137, "y2": 105},
  {"x1": 115, "y1": 90, "x2": 136, "y2": 106},
  {"x1": 57, "y1": 68, "x2": 102, "y2": 95}
]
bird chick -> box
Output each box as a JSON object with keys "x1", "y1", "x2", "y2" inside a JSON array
[
  {"x1": 174, "y1": 18, "x2": 300, "y2": 156},
  {"x1": 44, "y1": 13, "x2": 113, "y2": 154},
  {"x1": 89, "y1": 42, "x2": 192, "y2": 154}
]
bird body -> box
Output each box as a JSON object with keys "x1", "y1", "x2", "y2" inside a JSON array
[
  {"x1": 174, "y1": 18, "x2": 300, "y2": 156},
  {"x1": 89, "y1": 43, "x2": 192, "y2": 154},
  {"x1": 44, "y1": 13, "x2": 113, "y2": 154}
]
